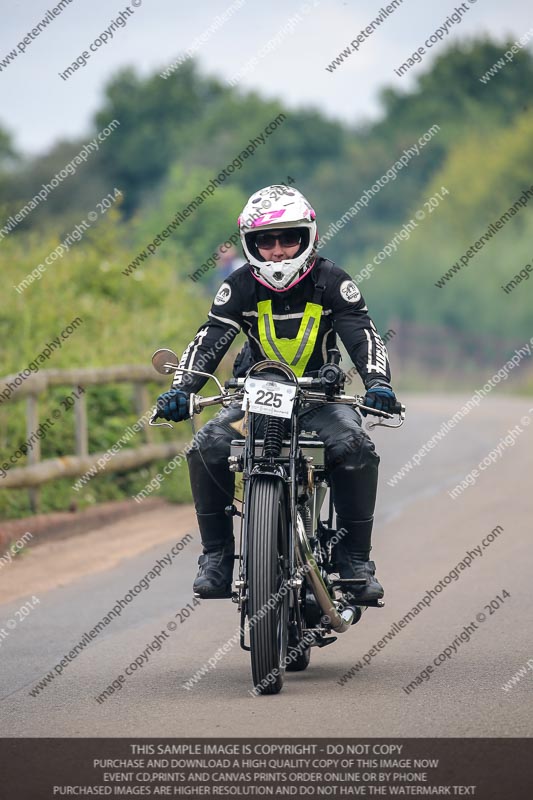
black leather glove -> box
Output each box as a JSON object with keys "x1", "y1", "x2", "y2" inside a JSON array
[
  {"x1": 155, "y1": 388, "x2": 190, "y2": 422},
  {"x1": 362, "y1": 381, "x2": 397, "y2": 416}
]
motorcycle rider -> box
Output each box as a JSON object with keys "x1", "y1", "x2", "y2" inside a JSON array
[{"x1": 156, "y1": 185, "x2": 397, "y2": 602}]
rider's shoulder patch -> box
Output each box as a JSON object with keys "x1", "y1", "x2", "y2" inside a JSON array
[
  {"x1": 214, "y1": 282, "x2": 232, "y2": 306},
  {"x1": 339, "y1": 279, "x2": 361, "y2": 304}
]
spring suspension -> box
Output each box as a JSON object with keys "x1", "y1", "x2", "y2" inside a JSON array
[
  {"x1": 302, "y1": 504, "x2": 313, "y2": 540},
  {"x1": 263, "y1": 416, "x2": 284, "y2": 458}
]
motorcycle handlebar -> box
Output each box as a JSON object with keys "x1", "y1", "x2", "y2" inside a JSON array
[
  {"x1": 224, "y1": 377, "x2": 404, "y2": 416},
  {"x1": 193, "y1": 389, "x2": 404, "y2": 419},
  {"x1": 150, "y1": 372, "x2": 405, "y2": 426},
  {"x1": 391, "y1": 401, "x2": 405, "y2": 416},
  {"x1": 150, "y1": 394, "x2": 405, "y2": 425}
]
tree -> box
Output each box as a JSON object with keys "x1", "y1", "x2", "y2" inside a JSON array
[{"x1": 94, "y1": 62, "x2": 230, "y2": 214}]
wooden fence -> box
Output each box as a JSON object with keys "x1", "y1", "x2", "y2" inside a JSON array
[{"x1": 0, "y1": 366, "x2": 185, "y2": 512}]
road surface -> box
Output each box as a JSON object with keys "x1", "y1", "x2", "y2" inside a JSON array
[{"x1": 1, "y1": 394, "x2": 532, "y2": 737}]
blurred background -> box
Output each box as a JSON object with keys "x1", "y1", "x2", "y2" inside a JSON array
[{"x1": 1, "y1": 0, "x2": 532, "y2": 521}]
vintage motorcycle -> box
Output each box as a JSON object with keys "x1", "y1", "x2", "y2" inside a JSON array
[{"x1": 150, "y1": 347, "x2": 405, "y2": 695}]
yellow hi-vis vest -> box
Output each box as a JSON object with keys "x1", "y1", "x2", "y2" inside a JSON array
[{"x1": 257, "y1": 299, "x2": 322, "y2": 377}]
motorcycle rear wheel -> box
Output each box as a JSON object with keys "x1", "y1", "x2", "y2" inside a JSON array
[{"x1": 285, "y1": 641, "x2": 311, "y2": 671}]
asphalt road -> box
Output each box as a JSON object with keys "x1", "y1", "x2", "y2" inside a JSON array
[{"x1": 1, "y1": 394, "x2": 532, "y2": 737}]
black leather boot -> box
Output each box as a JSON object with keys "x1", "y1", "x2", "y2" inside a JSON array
[
  {"x1": 333, "y1": 516, "x2": 384, "y2": 602},
  {"x1": 193, "y1": 511, "x2": 235, "y2": 599}
]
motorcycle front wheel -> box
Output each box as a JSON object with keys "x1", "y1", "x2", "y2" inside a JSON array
[{"x1": 248, "y1": 476, "x2": 289, "y2": 695}]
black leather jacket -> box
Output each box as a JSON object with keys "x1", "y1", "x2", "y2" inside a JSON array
[{"x1": 173, "y1": 257, "x2": 391, "y2": 394}]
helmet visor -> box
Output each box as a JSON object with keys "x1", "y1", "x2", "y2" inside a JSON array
[
  {"x1": 253, "y1": 228, "x2": 302, "y2": 249},
  {"x1": 246, "y1": 227, "x2": 310, "y2": 261}
]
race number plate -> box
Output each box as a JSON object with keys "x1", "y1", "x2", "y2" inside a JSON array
[{"x1": 242, "y1": 378, "x2": 296, "y2": 419}]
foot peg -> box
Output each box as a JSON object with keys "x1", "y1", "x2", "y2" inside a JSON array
[
  {"x1": 193, "y1": 587, "x2": 232, "y2": 599},
  {"x1": 333, "y1": 578, "x2": 367, "y2": 588},
  {"x1": 351, "y1": 598, "x2": 385, "y2": 608},
  {"x1": 332, "y1": 580, "x2": 385, "y2": 608},
  {"x1": 344, "y1": 595, "x2": 385, "y2": 608},
  {"x1": 314, "y1": 634, "x2": 338, "y2": 648}
]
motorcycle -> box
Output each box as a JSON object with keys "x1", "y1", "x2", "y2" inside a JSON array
[{"x1": 150, "y1": 347, "x2": 405, "y2": 695}]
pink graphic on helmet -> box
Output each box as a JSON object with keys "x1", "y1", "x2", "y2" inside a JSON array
[{"x1": 251, "y1": 209, "x2": 287, "y2": 227}]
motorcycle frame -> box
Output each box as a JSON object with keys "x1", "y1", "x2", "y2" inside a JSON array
[{"x1": 232, "y1": 361, "x2": 358, "y2": 653}]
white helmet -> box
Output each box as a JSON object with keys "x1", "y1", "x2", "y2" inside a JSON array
[{"x1": 238, "y1": 185, "x2": 318, "y2": 292}]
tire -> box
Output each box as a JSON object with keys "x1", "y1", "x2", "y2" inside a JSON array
[
  {"x1": 286, "y1": 589, "x2": 312, "y2": 672},
  {"x1": 248, "y1": 476, "x2": 289, "y2": 695},
  {"x1": 285, "y1": 643, "x2": 311, "y2": 672}
]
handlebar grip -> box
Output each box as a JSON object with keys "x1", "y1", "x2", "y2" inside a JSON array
[
  {"x1": 225, "y1": 378, "x2": 239, "y2": 389},
  {"x1": 392, "y1": 401, "x2": 405, "y2": 416}
]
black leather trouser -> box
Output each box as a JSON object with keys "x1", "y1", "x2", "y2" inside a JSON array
[{"x1": 186, "y1": 402, "x2": 380, "y2": 557}]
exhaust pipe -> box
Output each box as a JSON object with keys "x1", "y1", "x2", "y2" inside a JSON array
[{"x1": 295, "y1": 513, "x2": 358, "y2": 633}]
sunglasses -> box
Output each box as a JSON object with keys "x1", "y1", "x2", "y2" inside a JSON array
[{"x1": 254, "y1": 229, "x2": 302, "y2": 249}]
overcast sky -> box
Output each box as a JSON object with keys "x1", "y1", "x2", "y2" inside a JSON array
[{"x1": 1, "y1": 0, "x2": 532, "y2": 155}]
